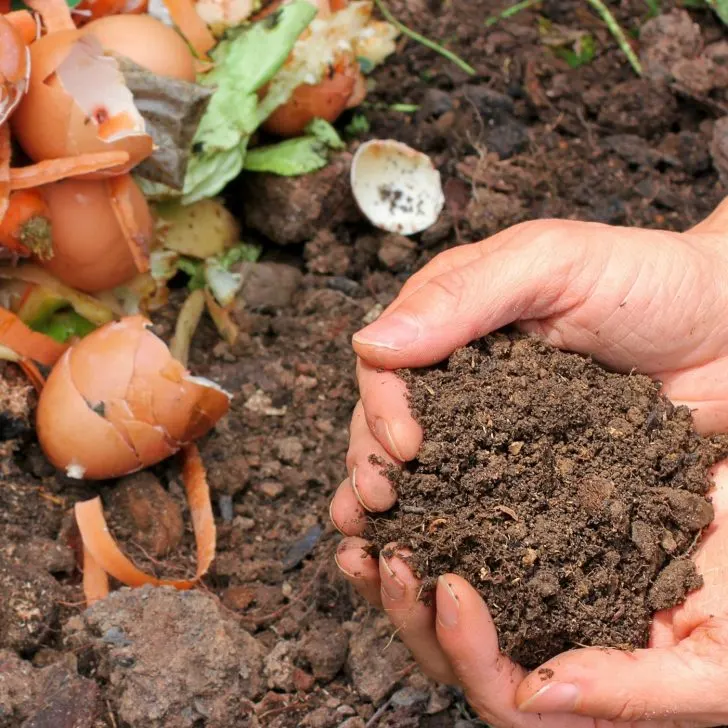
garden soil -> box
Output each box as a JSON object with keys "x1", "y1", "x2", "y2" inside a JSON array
[
  {"x1": 2, "y1": 0, "x2": 728, "y2": 726},
  {"x1": 368, "y1": 334, "x2": 728, "y2": 668}
]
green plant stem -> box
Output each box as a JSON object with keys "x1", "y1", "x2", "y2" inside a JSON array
[
  {"x1": 584, "y1": 0, "x2": 643, "y2": 75},
  {"x1": 485, "y1": 0, "x2": 542, "y2": 27},
  {"x1": 373, "y1": 0, "x2": 476, "y2": 76}
]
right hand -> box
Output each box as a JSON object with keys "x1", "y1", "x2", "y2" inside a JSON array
[{"x1": 330, "y1": 206, "x2": 728, "y2": 701}]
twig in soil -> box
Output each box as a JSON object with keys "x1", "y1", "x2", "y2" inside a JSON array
[
  {"x1": 365, "y1": 696, "x2": 393, "y2": 728},
  {"x1": 485, "y1": 0, "x2": 542, "y2": 27},
  {"x1": 400, "y1": 505, "x2": 427, "y2": 514},
  {"x1": 373, "y1": 0, "x2": 476, "y2": 76},
  {"x1": 583, "y1": 0, "x2": 642, "y2": 76}
]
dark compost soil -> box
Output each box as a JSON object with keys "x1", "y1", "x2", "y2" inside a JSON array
[
  {"x1": 3, "y1": 0, "x2": 728, "y2": 725},
  {"x1": 368, "y1": 334, "x2": 728, "y2": 668}
]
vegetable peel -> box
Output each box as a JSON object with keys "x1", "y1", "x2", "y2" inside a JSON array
[{"x1": 76, "y1": 441, "x2": 215, "y2": 605}]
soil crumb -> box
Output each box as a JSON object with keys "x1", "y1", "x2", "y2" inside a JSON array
[{"x1": 368, "y1": 333, "x2": 728, "y2": 668}]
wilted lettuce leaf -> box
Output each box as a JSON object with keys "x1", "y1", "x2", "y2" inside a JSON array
[
  {"x1": 181, "y1": 1, "x2": 318, "y2": 204},
  {"x1": 118, "y1": 57, "x2": 214, "y2": 190},
  {"x1": 242, "y1": 118, "x2": 344, "y2": 175}
]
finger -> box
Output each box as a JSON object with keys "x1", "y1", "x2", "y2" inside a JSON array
[
  {"x1": 516, "y1": 623, "x2": 728, "y2": 724},
  {"x1": 357, "y1": 359, "x2": 422, "y2": 461},
  {"x1": 376, "y1": 223, "x2": 528, "y2": 320},
  {"x1": 346, "y1": 401, "x2": 399, "y2": 511},
  {"x1": 335, "y1": 537, "x2": 382, "y2": 608},
  {"x1": 435, "y1": 575, "x2": 588, "y2": 728},
  {"x1": 379, "y1": 547, "x2": 457, "y2": 684},
  {"x1": 352, "y1": 221, "x2": 588, "y2": 369},
  {"x1": 330, "y1": 478, "x2": 367, "y2": 536}
]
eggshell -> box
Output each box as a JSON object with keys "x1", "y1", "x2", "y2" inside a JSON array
[
  {"x1": 36, "y1": 349, "x2": 141, "y2": 479},
  {"x1": 11, "y1": 32, "x2": 152, "y2": 176},
  {"x1": 350, "y1": 139, "x2": 445, "y2": 235},
  {"x1": 39, "y1": 176, "x2": 152, "y2": 293},
  {"x1": 82, "y1": 15, "x2": 196, "y2": 82},
  {"x1": 37, "y1": 315, "x2": 231, "y2": 480}
]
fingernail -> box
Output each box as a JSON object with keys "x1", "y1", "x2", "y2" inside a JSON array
[
  {"x1": 350, "y1": 467, "x2": 373, "y2": 512},
  {"x1": 329, "y1": 500, "x2": 345, "y2": 535},
  {"x1": 380, "y1": 554, "x2": 406, "y2": 601},
  {"x1": 436, "y1": 575, "x2": 459, "y2": 628},
  {"x1": 518, "y1": 683, "x2": 581, "y2": 714},
  {"x1": 353, "y1": 314, "x2": 421, "y2": 351},
  {"x1": 374, "y1": 418, "x2": 405, "y2": 462}
]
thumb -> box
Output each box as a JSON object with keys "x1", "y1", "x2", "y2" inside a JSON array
[
  {"x1": 352, "y1": 221, "x2": 592, "y2": 369},
  {"x1": 689, "y1": 196, "x2": 728, "y2": 234},
  {"x1": 515, "y1": 623, "x2": 728, "y2": 724}
]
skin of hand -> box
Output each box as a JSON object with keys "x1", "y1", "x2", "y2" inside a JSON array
[{"x1": 330, "y1": 203, "x2": 728, "y2": 727}]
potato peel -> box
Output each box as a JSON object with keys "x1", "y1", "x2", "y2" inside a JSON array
[
  {"x1": 76, "y1": 442, "x2": 216, "y2": 606},
  {"x1": 170, "y1": 288, "x2": 205, "y2": 367},
  {"x1": 0, "y1": 264, "x2": 120, "y2": 323}
]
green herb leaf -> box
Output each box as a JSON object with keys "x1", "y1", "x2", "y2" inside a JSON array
[{"x1": 35, "y1": 310, "x2": 96, "y2": 343}]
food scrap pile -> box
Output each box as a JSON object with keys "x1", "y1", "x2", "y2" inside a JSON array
[{"x1": 0, "y1": 0, "x2": 400, "y2": 604}]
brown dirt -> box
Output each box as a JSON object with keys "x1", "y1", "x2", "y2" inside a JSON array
[
  {"x1": 367, "y1": 333, "x2": 728, "y2": 668},
  {"x1": 2, "y1": 0, "x2": 728, "y2": 725}
]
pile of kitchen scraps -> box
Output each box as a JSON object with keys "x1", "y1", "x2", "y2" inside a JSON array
[{"x1": 0, "y1": 0, "x2": 397, "y2": 606}]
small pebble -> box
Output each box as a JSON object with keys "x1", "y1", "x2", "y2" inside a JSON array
[{"x1": 218, "y1": 495, "x2": 234, "y2": 523}]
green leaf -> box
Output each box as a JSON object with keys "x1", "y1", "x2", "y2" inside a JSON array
[
  {"x1": 243, "y1": 137, "x2": 330, "y2": 175},
  {"x1": 243, "y1": 117, "x2": 345, "y2": 176},
  {"x1": 705, "y1": 0, "x2": 728, "y2": 25},
  {"x1": 180, "y1": 1, "x2": 318, "y2": 204},
  {"x1": 220, "y1": 243, "x2": 262, "y2": 269},
  {"x1": 305, "y1": 118, "x2": 345, "y2": 150},
  {"x1": 345, "y1": 113, "x2": 370, "y2": 136},
  {"x1": 35, "y1": 310, "x2": 96, "y2": 343},
  {"x1": 177, "y1": 257, "x2": 206, "y2": 290}
]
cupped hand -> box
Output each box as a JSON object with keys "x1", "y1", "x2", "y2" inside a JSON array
[{"x1": 331, "y1": 204, "x2": 728, "y2": 726}]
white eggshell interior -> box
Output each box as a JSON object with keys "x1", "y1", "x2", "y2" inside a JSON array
[{"x1": 351, "y1": 139, "x2": 445, "y2": 236}]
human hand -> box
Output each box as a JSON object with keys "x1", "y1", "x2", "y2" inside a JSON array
[{"x1": 331, "y1": 206, "x2": 728, "y2": 726}]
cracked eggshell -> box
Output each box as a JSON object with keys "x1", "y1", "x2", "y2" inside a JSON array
[
  {"x1": 36, "y1": 316, "x2": 231, "y2": 480},
  {"x1": 38, "y1": 176, "x2": 152, "y2": 293},
  {"x1": 350, "y1": 139, "x2": 445, "y2": 236},
  {"x1": 11, "y1": 31, "x2": 152, "y2": 177},
  {"x1": 81, "y1": 14, "x2": 196, "y2": 82}
]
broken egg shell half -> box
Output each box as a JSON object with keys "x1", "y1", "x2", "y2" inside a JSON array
[
  {"x1": 38, "y1": 176, "x2": 152, "y2": 293},
  {"x1": 81, "y1": 14, "x2": 196, "y2": 82},
  {"x1": 350, "y1": 139, "x2": 445, "y2": 236},
  {"x1": 36, "y1": 315, "x2": 231, "y2": 480},
  {"x1": 0, "y1": 15, "x2": 31, "y2": 125},
  {"x1": 11, "y1": 31, "x2": 152, "y2": 177}
]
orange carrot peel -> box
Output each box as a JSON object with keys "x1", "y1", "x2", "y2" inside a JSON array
[
  {"x1": 21, "y1": 0, "x2": 75, "y2": 33},
  {"x1": 18, "y1": 358, "x2": 46, "y2": 392},
  {"x1": 0, "y1": 189, "x2": 52, "y2": 259},
  {"x1": 161, "y1": 0, "x2": 215, "y2": 58},
  {"x1": 108, "y1": 174, "x2": 150, "y2": 274},
  {"x1": 75, "y1": 442, "x2": 216, "y2": 606},
  {"x1": 0, "y1": 125, "x2": 10, "y2": 222},
  {"x1": 10, "y1": 151, "x2": 131, "y2": 190},
  {"x1": 0, "y1": 306, "x2": 67, "y2": 365}
]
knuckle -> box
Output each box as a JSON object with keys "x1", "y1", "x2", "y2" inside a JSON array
[{"x1": 606, "y1": 694, "x2": 649, "y2": 723}]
